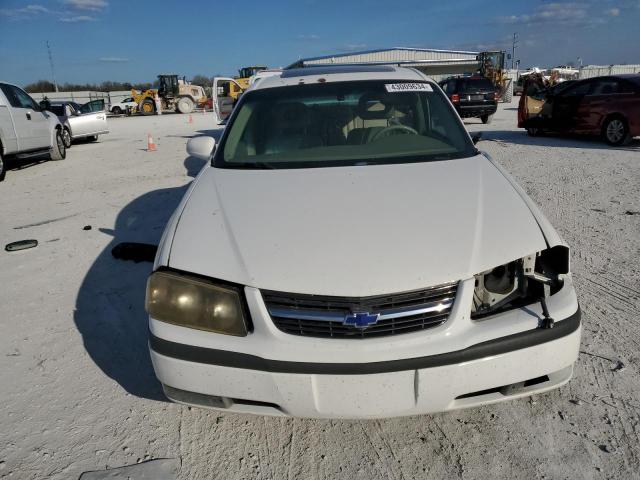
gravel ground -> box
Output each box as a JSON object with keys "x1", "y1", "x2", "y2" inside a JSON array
[{"x1": 1, "y1": 103, "x2": 639, "y2": 480}]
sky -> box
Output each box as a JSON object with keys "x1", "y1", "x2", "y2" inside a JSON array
[{"x1": 0, "y1": 0, "x2": 639, "y2": 87}]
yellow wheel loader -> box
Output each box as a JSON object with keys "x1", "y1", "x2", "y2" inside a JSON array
[
  {"x1": 477, "y1": 51, "x2": 512, "y2": 102},
  {"x1": 234, "y1": 66, "x2": 267, "y2": 92},
  {"x1": 131, "y1": 74, "x2": 208, "y2": 115}
]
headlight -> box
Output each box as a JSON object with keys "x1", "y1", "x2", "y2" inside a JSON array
[
  {"x1": 472, "y1": 246, "x2": 569, "y2": 319},
  {"x1": 145, "y1": 270, "x2": 248, "y2": 336}
]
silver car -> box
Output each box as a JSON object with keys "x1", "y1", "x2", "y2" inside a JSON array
[{"x1": 43, "y1": 100, "x2": 109, "y2": 147}]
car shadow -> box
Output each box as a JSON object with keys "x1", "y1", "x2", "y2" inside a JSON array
[
  {"x1": 73, "y1": 156, "x2": 207, "y2": 401},
  {"x1": 3, "y1": 154, "x2": 50, "y2": 177},
  {"x1": 477, "y1": 129, "x2": 640, "y2": 152}
]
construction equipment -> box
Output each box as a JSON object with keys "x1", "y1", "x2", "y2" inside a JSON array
[
  {"x1": 477, "y1": 51, "x2": 511, "y2": 101},
  {"x1": 234, "y1": 66, "x2": 267, "y2": 91},
  {"x1": 131, "y1": 75, "x2": 208, "y2": 115}
]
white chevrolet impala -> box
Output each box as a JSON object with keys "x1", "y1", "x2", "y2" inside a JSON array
[{"x1": 146, "y1": 65, "x2": 581, "y2": 419}]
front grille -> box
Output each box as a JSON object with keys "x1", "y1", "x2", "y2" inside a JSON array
[{"x1": 262, "y1": 282, "x2": 458, "y2": 339}]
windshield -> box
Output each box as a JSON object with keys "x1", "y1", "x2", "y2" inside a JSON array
[
  {"x1": 458, "y1": 78, "x2": 495, "y2": 92},
  {"x1": 216, "y1": 80, "x2": 475, "y2": 169}
]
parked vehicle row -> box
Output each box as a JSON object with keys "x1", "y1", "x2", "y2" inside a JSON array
[
  {"x1": 518, "y1": 74, "x2": 640, "y2": 145},
  {"x1": 0, "y1": 82, "x2": 108, "y2": 181}
]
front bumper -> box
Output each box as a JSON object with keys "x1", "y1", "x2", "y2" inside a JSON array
[{"x1": 149, "y1": 277, "x2": 581, "y2": 418}]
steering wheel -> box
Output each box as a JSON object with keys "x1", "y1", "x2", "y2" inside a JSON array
[{"x1": 370, "y1": 124, "x2": 418, "y2": 141}]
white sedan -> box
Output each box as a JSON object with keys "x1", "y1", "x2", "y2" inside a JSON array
[
  {"x1": 108, "y1": 97, "x2": 137, "y2": 115},
  {"x1": 146, "y1": 65, "x2": 581, "y2": 419}
]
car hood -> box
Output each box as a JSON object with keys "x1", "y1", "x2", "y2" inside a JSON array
[{"x1": 168, "y1": 155, "x2": 547, "y2": 296}]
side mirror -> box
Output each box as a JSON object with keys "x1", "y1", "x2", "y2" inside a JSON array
[
  {"x1": 471, "y1": 132, "x2": 483, "y2": 145},
  {"x1": 186, "y1": 136, "x2": 216, "y2": 161}
]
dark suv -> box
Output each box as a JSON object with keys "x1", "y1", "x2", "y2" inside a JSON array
[{"x1": 438, "y1": 76, "x2": 498, "y2": 124}]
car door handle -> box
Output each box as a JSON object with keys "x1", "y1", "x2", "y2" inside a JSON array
[{"x1": 26, "y1": 111, "x2": 32, "y2": 120}]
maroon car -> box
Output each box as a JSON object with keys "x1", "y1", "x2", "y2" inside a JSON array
[{"x1": 519, "y1": 74, "x2": 640, "y2": 145}]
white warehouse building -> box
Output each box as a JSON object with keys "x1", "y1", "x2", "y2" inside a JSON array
[{"x1": 288, "y1": 47, "x2": 482, "y2": 81}]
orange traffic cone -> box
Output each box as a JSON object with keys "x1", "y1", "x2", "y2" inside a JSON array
[
  {"x1": 147, "y1": 133, "x2": 157, "y2": 152},
  {"x1": 188, "y1": 114, "x2": 193, "y2": 124}
]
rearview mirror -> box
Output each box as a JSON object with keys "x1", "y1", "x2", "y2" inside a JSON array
[{"x1": 186, "y1": 136, "x2": 216, "y2": 161}]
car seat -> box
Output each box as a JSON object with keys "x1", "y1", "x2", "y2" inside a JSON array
[{"x1": 263, "y1": 102, "x2": 322, "y2": 155}]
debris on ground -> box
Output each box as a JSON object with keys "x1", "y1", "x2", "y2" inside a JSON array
[
  {"x1": 5, "y1": 239, "x2": 38, "y2": 252},
  {"x1": 611, "y1": 360, "x2": 626, "y2": 372}
]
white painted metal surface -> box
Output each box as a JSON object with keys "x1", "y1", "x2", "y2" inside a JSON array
[
  {"x1": 168, "y1": 156, "x2": 547, "y2": 296},
  {"x1": 151, "y1": 328, "x2": 580, "y2": 419}
]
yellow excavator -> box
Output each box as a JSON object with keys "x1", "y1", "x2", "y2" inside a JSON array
[{"x1": 131, "y1": 74, "x2": 208, "y2": 115}]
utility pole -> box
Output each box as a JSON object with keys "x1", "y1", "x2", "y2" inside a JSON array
[
  {"x1": 511, "y1": 32, "x2": 518, "y2": 70},
  {"x1": 46, "y1": 41, "x2": 59, "y2": 92}
]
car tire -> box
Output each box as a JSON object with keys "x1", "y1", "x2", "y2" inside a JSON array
[
  {"x1": 481, "y1": 114, "x2": 493, "y2": 124},
  {"x1": 50, "y1": 130, "x2": 66, "y2": 160},
  {"x1": 177, "y1": 97, "x2": 194, "y2": 114},
  {"x1": 112, "y1": 106, "x2": 122, "y2": 115},
  {"x1": 602, "y1": 116, "x2": 630, "y2": 146},
  {"x1": 62, "y1": 128, "x2": 72, "y2": 149},
  {"x1": 140, "y1": 98, "x2": 156, "y2": 115},
  {"x1": 0, "y1": 150, "x2": 5, "y2": 182}
]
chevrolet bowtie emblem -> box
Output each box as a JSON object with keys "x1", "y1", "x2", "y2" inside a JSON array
[{"x1": 343, "y1": 312, "x2": 380, "y2": 329}]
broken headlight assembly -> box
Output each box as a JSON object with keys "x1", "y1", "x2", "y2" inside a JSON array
[
  {"x1": 471, "y1": 246, "x2": 570, "y2": 327},
  {"x1": 145, "y1": 270, "x2": 249, "y2": 336}
]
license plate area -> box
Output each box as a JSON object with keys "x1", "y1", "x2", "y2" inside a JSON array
[{"x1": 312, "y1": 371, "x2": 416, "y2": 417}]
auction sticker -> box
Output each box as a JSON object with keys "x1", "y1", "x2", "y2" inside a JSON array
[{"x1": 385, "y1": 83, "x2": 433, "y2": 92}]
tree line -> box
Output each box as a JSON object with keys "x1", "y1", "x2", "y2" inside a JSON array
[{"x1": 24, "y1": 75, "x2": 214, "y2": 93}]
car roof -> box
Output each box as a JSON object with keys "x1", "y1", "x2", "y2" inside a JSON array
[
  {"x1": 252, "y1": 65, "x2": 430, "y2": 91},
  {"x1": 441, "y1": 75, "x2": 491, "y2": 82},
  {"x1": 613, "y1": 73, "x2": 640, "y2": 86}
]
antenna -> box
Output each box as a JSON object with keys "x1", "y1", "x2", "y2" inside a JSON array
[
  {"x1": 46, "y1": 41, "x2": 59, "y2": 92},
  {"x1": 511, "y1": 33, "x2": 518, "y2": 70}
]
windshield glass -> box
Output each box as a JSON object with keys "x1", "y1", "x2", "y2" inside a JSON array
[
  {"x1": 458, "y1": 78, "x2": 495, "y2": 92},
  {"x1": 216, "y1": 80, "x2": 475, "y2": 169}
]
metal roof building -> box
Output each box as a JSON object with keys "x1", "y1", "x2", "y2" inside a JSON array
[{"x1": 288, "y1": 47, "x2": 481, "y2": 80}]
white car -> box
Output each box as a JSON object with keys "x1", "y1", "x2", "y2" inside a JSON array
[
  {"x1": 45, "y1": 100, "x2": 109, "y2": 147},
  {"x1": 147, "y1": 65, "x2": 581, "y2": 419},
  {"x1": 109, "y1": 97, "x2": 137, "y2": 115},
  {"x1": 0, "y1": 81, "x2": 66, "y2": 181}
]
